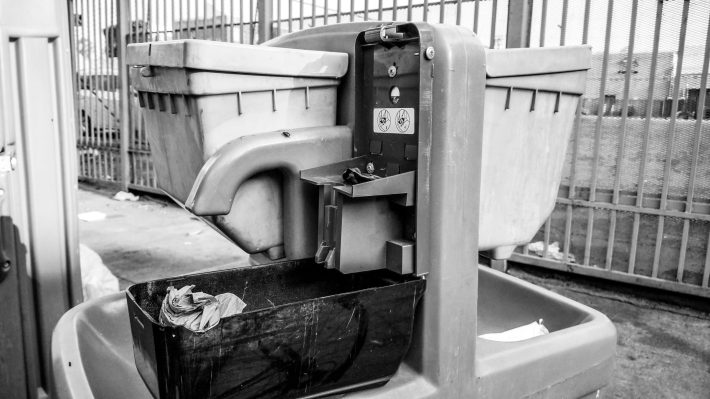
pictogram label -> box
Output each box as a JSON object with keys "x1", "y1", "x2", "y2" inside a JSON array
[{"x1": 373, "y1": 108, "x2": 414, "y2": 134}]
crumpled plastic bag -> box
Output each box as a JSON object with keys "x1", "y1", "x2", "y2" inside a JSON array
[
  {"x1": 159, "y1": 285, "x2": 246, "y2": 333},
  {"x1": 478, "y1": 319, "x2": 549, "y2": 342},
  {"x1": 80, "y1": 244, "x2": 120, "y2": 300}
]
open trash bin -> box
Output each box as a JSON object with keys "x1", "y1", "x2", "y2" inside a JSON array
[{"x1": 126, "y1": 260, "x2": 424, "y2": 399}]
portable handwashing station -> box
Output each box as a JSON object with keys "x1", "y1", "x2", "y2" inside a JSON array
[{"x1": 52, "y1": 22, "x2": 616, "y2": 399}]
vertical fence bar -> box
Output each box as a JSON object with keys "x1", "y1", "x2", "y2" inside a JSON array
[
  {"x1": 240, "y1": 0, "x2": 244, "y2": 42},
  {"x1": 221, "y1": 0, "x2": 227, "y2": 40},
  {"x1": 105, "y1": 0, "x2": 113, "y2": 180},
  {"x1": 85, "y1": 0, "x2": 91, "y2": 178},
  {"x1": 74, "y1": 0, "x2": 89, "y2": 176},
  {"x1": 439, "y1": 0, "x2": 445, "y2": 23},
  {"x1": 149, "y1": 0, "x2": 153, "y2": 41},
  {"x1": 257, "y1": 0, "x2": 272, "y2": 43},
  {"x1": 337, "y1": 0, "x2": 342, "y2": 23},
  {"x1": 582, "y1": 0, "x2": 590, "y2": 45},
  {"x1": 629, "y1": 0, "x2": 663, "y2": 274},
  {"x1": 288, "y1": 0, "x2": 292, "y2": 33},
  {"x1": 101, "y1": 0, "x2": 109, "y2": 180},
  {"x1": 276, "y1": 0, "x2": 281, "y2": 36},
  {"x1": 678, "y1": 221, "x2": 690, "y2": 281},
  {"x1": 686, "y1": 14, "x2": 710, "y2": 214},
  {"x1": 506, "y1": 0, "x2": 531, "y2": 48},
  {"x1": 249, "y1": 0, "x2": 254, "y2": 43},
  {"x1": 364, "y1": 0, "x2": 368, "y2": 21},
  {"x1": 95, "y1": 0, "x2": 102, "y2": 180},
  {"x1": 473, "y1": 0, "x2": 479, "y2": 33},
  {"x1": 350, "y1": 0, "x2": 354, "y2": 22},
  {"x1": 92, "y1": 1, "x2": 106, "y2": 180},
  {"x1": 378, "y1": 0, "x2": 383, "y2": 21},
  {"x1": 179, "y1": 0, "x2": 184, "y2": 39},
  {"x1": 92, "y1": 0, "x2": 100, "y2": 179},
  {"x1": 407, "y1": 0, "x2": 413, "y2": 21},
  {"x1": 324, "y1": 0, "x2": 329, "y2": 24},
  {"x1": 85, "y1": 0, "x2": 93, "y2": 178},
  {"x1": 142, "y1": 0, "x2": 147, "y2": 42},
  {"x1": 562, "y1": 101, "x2": 583, "y2": 264},
  {"x1": 489, "y1": 0, "x2": 497, "y2": 49},
  {"x1": 456, "y1": 0, "x2": 461, "y2": 25},
  {"x1": 539, "y1": 0, "x2": 547, "y2": 47},
  {"x1": 605, "y1": 0, "x2": 638, "y2": 270},
  {"x1": 164, "y1": 0, "x2": 169, "y2": 40},
  {"x1": 203, "y1": 0, "x2": 208, "y2": 39},
  {"x1": 677, "y1": 8, "x2": 710, "y2": 282},
  {"x1": 299, "y1": 0, "x2": 304, "y2": 30},
  {"x1": 157, "y1": 0, "x2": 162, "y2": 41},
  {"x1": 652, "y1": 0, "x2": 690, "y2": 278},
  {"x1": 187, "y1": 0, "x2": 192, "y2": 39},
  {"x1": 73, "y1": 0, "x2": 80, "y2": 177},
  {"x1": 173, "y1": 0, "x2": 177, "y2": 39},
  {"x1": 119, "y1": 0, "x2": 130, "y2": 189},
  {"x1": 542, "y1": 216, "x2": 551, "y2": 259},
  {"x1": 560, "y1": 0, "x2": 568, "y2": 46},
  {"x1": 393, "y1": 0, "x2": 398, "y2": 21},
  {"x1": 563, "y1": 0, "x2": 594, "y2": 263},
  {"x1": 111, "y1": 0, "x2": 118, "y2": 181},
  {"x1": 212, "y1": 0, "x2": 217, "y2": 39},
  {"x1": 311, "y1": 0, "x2": 316, "y2": 27},
  {"x1": 584, "y1": 0, "x2": 614, "y2": 266}
]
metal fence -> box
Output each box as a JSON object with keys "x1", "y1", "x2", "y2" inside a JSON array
[
  {"x1": 70, "y1": 0, "x2": 710, "y2": 298},
  {"x1": 511, "y1": 0, "x2": 710, "y2": 299},
  {"x1": 71, "y1": 0, "x2": 510, "y2": 192}
]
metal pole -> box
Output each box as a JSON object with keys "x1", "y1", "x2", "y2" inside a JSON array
[
  {"x1": 118, "y1": 0, "x2": 131, "y2": 190},
  {"x1": 257, "y1": 0, "x2": 272, "y2": 43},
  {"x1": 506, "y1": 0, "x2": 532, "y2": 48}
]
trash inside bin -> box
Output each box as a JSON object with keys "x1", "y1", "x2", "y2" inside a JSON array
[{"x1": 126, "y1": 259, "x2": 425, "y2": 399}]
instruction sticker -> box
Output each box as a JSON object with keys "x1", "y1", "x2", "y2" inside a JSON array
[{"x1": 373, "y1": 108, "x2": 415, "y2": 135}]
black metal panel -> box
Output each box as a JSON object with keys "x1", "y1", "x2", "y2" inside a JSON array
[{"x1": 354, "y1": 24, "x2": 422, "y2": 176}]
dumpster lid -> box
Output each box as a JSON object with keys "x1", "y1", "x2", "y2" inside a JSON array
[
  {"x1": 127, "y1": 39, "x2": 348, "y2": 78},
  {"x1": 485, "y1": 45, "x2": 591, "y2": 78}
]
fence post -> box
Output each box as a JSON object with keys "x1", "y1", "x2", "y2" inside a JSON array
[
  {"x1": 506, "y1": 0, "x2": 533, "y2": 48},
  {"x1": 118, "y1": 0, "x2": 130, "y2": 190},
  {"x1": 257, "y1": 0, "x2": 273, "y2": 43}
]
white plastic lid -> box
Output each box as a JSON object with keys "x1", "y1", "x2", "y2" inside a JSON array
[
  {"x1": 127, "y1": 39, "x2": 348, "y2": 79},
  {"x1": 486, "y1": 45, "x2": 591, "y2": 78}
]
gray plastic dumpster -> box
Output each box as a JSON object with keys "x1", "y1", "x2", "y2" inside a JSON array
[
  {"x1": 52, "y1": 22, "x2": 616, "y2": 399},
  {"x1": 127, "y1": 41, "x2": 349, "y2": 260}
]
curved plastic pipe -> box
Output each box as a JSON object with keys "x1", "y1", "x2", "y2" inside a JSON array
[{"x1": 186, "y1": 126, "x2": 352, "y2": 260}]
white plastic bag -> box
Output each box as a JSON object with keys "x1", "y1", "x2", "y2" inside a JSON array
[
  {"x1": 80, "y1": 244, "x2": 120, "y2": 300},
  {"x1": 159, "y1": 285, "x2": 247, "y2": 332}
]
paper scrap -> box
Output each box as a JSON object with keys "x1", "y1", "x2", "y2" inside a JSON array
[
  {"x1": 527, "y1": 241, "x2": 576, "y2": 263},
  {"x1": 113, "y1": 191, "x2": 140, "y2": 202},
  {"x1": 479, "y1": 319, "x2": 550, "y2": 342},
  {"x1": 78, "y1": 211, "x2": 107, "y2": 222}
]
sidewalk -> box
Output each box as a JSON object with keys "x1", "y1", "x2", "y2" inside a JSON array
[
  {"x1": 78, "y1": 184, "x2": 249, "y2": 288},
  {"x1": 77, "y1": 185, "x2": 710, "y2": 398}
]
